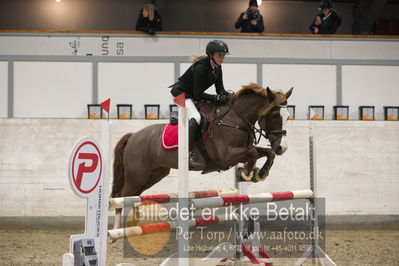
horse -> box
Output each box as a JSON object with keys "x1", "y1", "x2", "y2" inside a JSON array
[{"x1": 111, "y1": 83, "x2": 293, "y2": 229}]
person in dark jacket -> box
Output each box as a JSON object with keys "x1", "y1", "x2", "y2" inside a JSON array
[
  {"x1": 309, "y1": 0, "x2": 341, "y2": 34},
  {"x1": 170, "y1": 40, "x2": 230, "y2": 167},
  {"x1": 235, "y1": 0, "x2": 265, "y2": 33},
  {"x1": 135, "y1": 4, "x2": 162, "y2": 35}
]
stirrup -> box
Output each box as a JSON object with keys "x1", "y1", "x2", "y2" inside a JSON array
[{"x1": 189, "y1": 153, "x2": 203, "y2": 167}]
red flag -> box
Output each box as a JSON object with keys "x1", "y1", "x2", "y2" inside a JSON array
[
  {"x1": 100, "y1": 98, "x2": 110, "y2": 113},
  {"x1": 173, "y1": 93, "x2": 186, "y2": 107},
  {"x1": 100, "y1": 98, "x2": 111, "y2": 120}
]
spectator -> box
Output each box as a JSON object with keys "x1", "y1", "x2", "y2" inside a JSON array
[
  {"x1": 309, "y1": 0, "x2": 341, "y2": 34},
  {"x1": 235, "y1": 0, "x2": 264, "y2": 33},
  {"x1": 135, "y1": 3, "x2": 162, "y2": 35}
]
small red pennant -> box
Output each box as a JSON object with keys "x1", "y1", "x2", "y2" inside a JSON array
[
  {"x1": 173, "y1": 92, "x2": 186, "y2": 107},
  {"x1": 100, "y1": 98, "x2": 111, "y2": 113}
]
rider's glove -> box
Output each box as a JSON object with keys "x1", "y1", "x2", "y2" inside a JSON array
[{"x1": 217, "y1": 94, "x2": 229, "y2": 105}]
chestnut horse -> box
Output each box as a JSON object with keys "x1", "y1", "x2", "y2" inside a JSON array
[{"x1": 111, "y1": 84, "x2": 293, "y2": 228}]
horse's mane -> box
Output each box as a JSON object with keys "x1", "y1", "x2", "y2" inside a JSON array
[
  {"x1": 230, "y1": 83, "x2": 287, "y2": 116},
  {"x1": 231, "y1": 83, "x2": 267, "y2": 100}
]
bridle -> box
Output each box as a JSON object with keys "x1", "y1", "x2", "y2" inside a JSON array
[
  {"x1": 214, "y1": 102, "x2": 287, "y2": 145},
  {"x1": 257, "y1": 105, "x2": 288, "y2": 143}
]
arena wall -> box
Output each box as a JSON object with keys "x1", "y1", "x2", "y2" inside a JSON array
[
  {"x1": 0, "y1": 119, "x2": 398, "y2": 227},
  {"x1": 1, "y1": 33, "x2": 398, "y2": 120}
]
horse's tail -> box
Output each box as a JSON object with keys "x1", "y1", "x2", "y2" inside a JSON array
[{"x1": 111, "y1": 132, "x2": 133, "y2": 198}]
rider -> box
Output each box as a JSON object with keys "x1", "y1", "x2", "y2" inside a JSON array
[{"x1": 170, "y1": 40, "x2": 230, "y2": 167}]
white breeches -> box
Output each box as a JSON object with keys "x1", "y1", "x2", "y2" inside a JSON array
[{"x1": 185, "y1": 99, "x2": 201, "y2": 124}]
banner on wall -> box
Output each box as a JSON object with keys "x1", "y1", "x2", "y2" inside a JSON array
[
  {"x1": 0, "y1": 36, "x2": 201, "y2": 57},
  {"x1": 0, "y1": 36, "x2": 131, "y2": 56}
]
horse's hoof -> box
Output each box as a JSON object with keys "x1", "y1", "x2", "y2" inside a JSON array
[
  {"x1": 235, "y1": 167, "x2": 253, "y2": 181},
  {"x1": 235, "y1": 167, "x2": 243, "y2": 180},
  {"x1": 241, "y1": 168, "x2": 254, "y2": 181},
  {"x1": 252, "y1": 168, "x2": 268, "y2": 183}
]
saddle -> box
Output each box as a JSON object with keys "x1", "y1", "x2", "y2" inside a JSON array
[
  {"x1": 169, "y1": 110, "x2": 210, "y2": 140},
  {"x1": 163, "y1": 104, "x2": 221, "y2": 173},
  {"x1": 162, "y1": 106, "x2": 211, "y2": 151}
]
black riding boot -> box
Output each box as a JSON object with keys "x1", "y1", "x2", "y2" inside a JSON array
[{"x1": 188, "y1": 118, "x2": 202, "y2": 168}]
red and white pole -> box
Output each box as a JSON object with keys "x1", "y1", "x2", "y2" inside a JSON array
[
  {"x1": 109, "y1": 188, "x2": 239, "y2": 209},
  {"x1": 191, "y1": 189, "x2": 314, "y2": 209},
  {"x1": 108, "y1": 214, "x2": 239, "y2": 240}
]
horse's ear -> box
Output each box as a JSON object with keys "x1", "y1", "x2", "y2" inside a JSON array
[
  {"x1": 266, "y1": 87, "x2": 276, "y2": 102},
  {"x1": 285, "y1": 87, "x2": 293, "y2": 99}
]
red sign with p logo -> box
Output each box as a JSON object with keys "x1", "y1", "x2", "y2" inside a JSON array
[{"x1": 69, "y1": 138, "x2": 103, "y2": 197}]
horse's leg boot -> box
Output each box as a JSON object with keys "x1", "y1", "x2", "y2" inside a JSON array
[{"x1": 189, "y1": 118, "x2": 203, "y2": 168}]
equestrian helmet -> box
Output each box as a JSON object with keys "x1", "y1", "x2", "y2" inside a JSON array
[
  {"x1": 206, "y1": 40, "x2": 229, "y2": 55},
  {"x1": 320, "y1": 0, "x2": 333, "y2": 9}
]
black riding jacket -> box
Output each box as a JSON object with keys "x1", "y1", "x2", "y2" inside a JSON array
[
  {"x1": 176, "y1": 57, "x2": 228, "y2": 102},
  {"x1": 309, "y1": 11, "x2": 341, "y2": 34}
]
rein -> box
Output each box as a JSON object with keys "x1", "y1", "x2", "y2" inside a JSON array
[{"x1": 213, "y1": 101, "x2": 287, "y2": 145}]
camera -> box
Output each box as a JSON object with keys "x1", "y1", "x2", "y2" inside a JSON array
[
  {"x1": 246, "y1": 10, "x2": 254, "y2": 20},
  {"x1": 245, "y1": 10, "x2": 258, "y2": 20}
]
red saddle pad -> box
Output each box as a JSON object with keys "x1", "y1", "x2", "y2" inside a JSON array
[{"x1": 161, "y1": 123, "x2": 178, "y2": 150}]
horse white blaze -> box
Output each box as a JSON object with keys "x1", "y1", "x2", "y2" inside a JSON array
[{"x1": 280, "y1": 107, "x2": 289, "y2": 154}]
